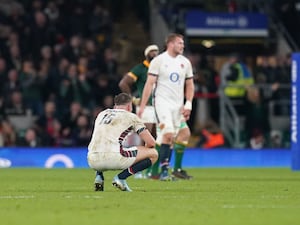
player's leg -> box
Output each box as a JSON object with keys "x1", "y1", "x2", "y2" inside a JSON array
[
  {"x1": 154, "y1": 103, "x2": 176, "y2": 180},
  {"x1": 145, "y1": 123, "x2": 160, "y2": 178},
  {"x1": 159, "y1": 131, "x2": 174, "y2": 180},
  {"x1": 87, "y1": 152, "x2": 106, "y2": 191},
  {"x1": 125, "y1": 132, "x2": 145, "y2": 179},
  {"x1": 94, "y1": 171, "x2": 104, "y2": 191},
  {"x1": 134, "y1": 106, "x2": 157, "y2": 179},
  {"x1": 145, "y1": 123, "x2": 159, "y2": 178},
  {"x1": 140, "y1": 106, "x2": 159, "y2": 178},
  {"x1": 113, "y1": 146, "x2": 158, "y2": 191},
  {"x1": 172, "y1": 124, "x2": 192, "y2": 179},
  {"x1": 147, "y1": 143, "x2": 160, "y2": 178},
  {"x1": 156, "y1": 113, "x2": 175, "y2": 181}
]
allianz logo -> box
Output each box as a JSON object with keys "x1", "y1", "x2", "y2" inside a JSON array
[
  {"x1": 291, "y1": 60, "x2": 298, "y2": 143},
  {"x1": 206, "y1": 16, "x2": 248, "y2": 27}
]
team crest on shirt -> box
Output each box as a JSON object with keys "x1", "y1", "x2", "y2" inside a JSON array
[{"x1": 181, "y1": 64, "x2": 184, "y2": 68}]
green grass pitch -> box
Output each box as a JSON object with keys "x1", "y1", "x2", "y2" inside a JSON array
[{"x1": 0, "y1": 168, "x2": 300, "y2": 225}]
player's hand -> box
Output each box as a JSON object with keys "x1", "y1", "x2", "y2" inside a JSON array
[
  {"x1": 137, "y1": 106, "x2": 144, "y2": 118},
  {"x1": 132, "y1": 97, "x2": 141, "y2": 106},
  {"x1": 182, "y1": 108, "x2": 191, "y2": 121}
]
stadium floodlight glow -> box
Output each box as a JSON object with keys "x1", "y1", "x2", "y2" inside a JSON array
[{"x1": 201, "y1": 40, "x2": 215, "y2": 48}]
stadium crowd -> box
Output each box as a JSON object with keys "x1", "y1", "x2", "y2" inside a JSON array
[{"x1": 0, "y1": 0, "x2": 122, "y2": 147}]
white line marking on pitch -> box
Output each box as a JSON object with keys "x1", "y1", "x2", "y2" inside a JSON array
[
  {"x1": 64, "y1": 195, "x2": 103, "y2": 199},
  {"x1": 0, "y1": 195, "x2": 35, "y2": 199},
  {"x1": 222, "y1": 204, "x2": 300, "y2": 209}
]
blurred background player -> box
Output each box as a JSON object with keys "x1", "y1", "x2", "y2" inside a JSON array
[
  {"x1": 87, "y1": 93, "x2": 158, "y2": 192},
  {"x1": 138, "y1": 33, "x2": 194, "y2": 180},
  {"x1": 119, "y1": 44, "x2": 160, "y2": 179},
  {"x1": 156, "y1": 121, "x2": 192, "y2": 179}
]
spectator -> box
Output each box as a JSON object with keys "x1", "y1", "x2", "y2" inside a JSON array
[
  {"x1": 72, "y1": 114, "x2": 92, "y2": 146},
  {"x1": 102, "y1": 95, "x2": 114, "y2": 109},
  {"x1": 39, "y1": 45, "x2": 54, "y2": 68},
  {"x1": 0, "y1": 57, "x2": 8, "y2": 95},
  {"x1": 88, "y1": 4, "x2": 112, "y2": 46},
  {"x1": 220, "y1": 53, "x2": 239, "y2": 87},
  {"x1": 67, "y1": 4, "x2": 88, "y2": 37},
  {"x1": 28, "y1": 10, "x2": 54, "y2": 61},
  {"x1": 7, "y1": 43, "x2": 22, "y2": 71},
  {"x1": 35, "y1": 101, "x2": 60, "y2": 146},
  {"x1": 17, "y1": 127, "x2": 42, "y2": 147},
  {"x1": 253, "y1": 56, "x2": 277, "y2": 84},
  {"x1": 198, "y1": 55, "x2": 220, "y2": 124},
  {"x1": 98, "y1": 47, "x2": 119, "y2": 80},
  {"x1": 51, "y1": 119, "x2": 63, "y2": 147},
  {"x1": 44, "y1": 1, "x2": 60, "y2": 25},
  {"x1": 37, "y1": 61, "x2": 51, "y2": 102},
  {"x1": 61, "y1": 35, "x2": 83, "y2": 63},
  {"x1": 221, "y1": 54, "x2": 254, "y2": 115},
  {"x1": 244, "y1": 84, "x2": 279, "y2": 148},
  {"x1": 0, "y1": 119, "x2": 16, "y2": 147},
  {"x1": 47, "y1": 57, "x2": 69, "y2": 101},
  {"x1": 59, "y1": 63, "x2": 91, "y2": 110},
  {"x1": 0, "y1": 96, "x2": 7, "y2": 121},
  {"x1": 91, "y1": 75, "x2": 119, "y2": 107},
  {"x1": 61, "y1": 101, "x2": 85, "y2": 138},
  {"x1": 83, "y1": 38, "x2": 101, "y2": 73},
  {"x1": 2, "y1": 68, "x2": 21, "y2": 99},
  {"x1": 4, "y1": 90, "x2": 29, "y2": 116},
  {"x1": 19, "y1": 59, "x2": 44, "y2": 115},
  {"x1": 273, "y1": 54, "x2": 291, "y2": 115}
]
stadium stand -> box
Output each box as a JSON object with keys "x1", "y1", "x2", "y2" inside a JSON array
[{"x1": 0, "y1": 0, "x2": 292, "y2": 149}]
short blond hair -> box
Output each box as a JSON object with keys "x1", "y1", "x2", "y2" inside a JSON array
[
  {"x1": 165, "y1": 33, "x2": 183, "y2": 45},
  {"x1": 114, "y1": 93, "x2": 132, "y2": 106}
]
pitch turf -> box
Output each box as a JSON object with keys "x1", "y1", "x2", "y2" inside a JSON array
[{"x1": 0, "y1": 168, "x2": 300, "y2": 225}]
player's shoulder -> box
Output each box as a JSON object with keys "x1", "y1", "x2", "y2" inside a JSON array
[
  {"x1": 130, "y1": 63, "x2": 144, "y2": 76},
  {"x1": 125, "y1": 111, "x2": 142, "y2": 123},
  {"x1": 98, "y1": 108, "x2": 109, "y2": 115},
  {"x1": 154, "y1": 52, "x2": 168, "y2": 61},
  {"x1": 178, "y1": 54, "x2": 190, "y2": 62},
  {"x1": 149, "y1": 52, "x2": 167, "y2": 66},
  {"x1": 131, "y1": 62, "x2": 144, "y2": 70},
  {"x1": 95, "y1": 108, "x2": 109, "y2": 121},
  {"x1": 178, "y1": 54, "x2": 192, "y2": 67}
]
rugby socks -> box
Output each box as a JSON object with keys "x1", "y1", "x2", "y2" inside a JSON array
[
  {"x1": 96, "y1": 171, "x2": 104, "y2": 180},
  {"x1": 173, "y1": 142, "x2": 186, "y2": 171},
  {"x1": 118, "y1": 158, "x2": 152, "y2": 179},
  {"x1": 160, "y1": 144, "x2": 171, "y2": 172}
]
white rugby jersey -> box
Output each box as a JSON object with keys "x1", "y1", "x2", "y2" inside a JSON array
[
  {"x1": 88, "y1": 109, "x2": 146, "y2": 153},
  {"x1": 148, "y1": 51, "x2": 193, "y2": 107}
]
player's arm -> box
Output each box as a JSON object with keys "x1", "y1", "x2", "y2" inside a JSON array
[
  {"x1": 185, "y1": 78, "x2": 194, "y2": 103},
  {"x1": 139, "y1": 128, "x2": 156, "y2": 148},
  {"x1": 183, "y1": 77, "x2": 194, "y2": 120},
  {"x1": 118, "y1": 73, "x2": 135, "y2": 94},
  {"x1": 137, "y1": 74, "x2": 157, "y2": 117}
]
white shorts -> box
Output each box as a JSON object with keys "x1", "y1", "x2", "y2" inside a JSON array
[
  {"x1": 156, "y1": 121, "x2": 189, "y2": 145},
  {"x1": 87, "y1": 146, "x2": 137, "y2": 171},
  {"x1": 155, "y1": 102, "x2": 184, "y2": 135},
  {"x1": 136, "y1": 105, "x2": 157, "y2": 124}
]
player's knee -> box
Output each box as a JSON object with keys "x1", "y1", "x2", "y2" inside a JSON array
[
  {"x1": 177, "y1": 128, "x2": 191, "y2": 142},
  {"x1": 150, "y1": 148, "x2": 158, "y2": 164},
  {"x1": 162, "y1": 133, "x2": 173, "y2": 144}
]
